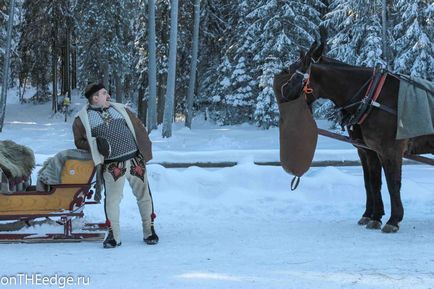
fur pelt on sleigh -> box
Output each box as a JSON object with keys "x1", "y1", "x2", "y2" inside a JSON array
[{"x1": 0, "y1": 140, "x2": 35, "y2": 192}]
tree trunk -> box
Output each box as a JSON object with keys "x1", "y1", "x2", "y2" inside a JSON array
[
  {"x1": 52, "y1": 44, "x2": 58, "y2": 112},
  {"x1": 115, "y1": 72, "x2": 122, "y2": 103},
  {"x1": 142, "y1": 99, "x2": 148, "y2": 128},
  {"x1": 157, "y1": 4, "x2": 169, "y2": 126},
  {"x1": 124, "y1": 74, "x2": 132, "y2": 100},
  {"x1": 147, "y1": 0, "x2": 158, "y2": 131},
  {"x1": 65, "y1": 26, "x2": 71, "y2": 99},
  {"x1": 185, "y1": 0, "x2": 200, "y2": 128},
  {"x1": 157, "y1": 74, "x2": 166, "y2": 125},
  {"x1": 61, "y1": 47, "x2": 65, "y2": 94},
  {"x1": 162, "y1": 0, "x2": 179, "y2": 138},
  {"x1": 103, "y1": 62, "x2": 109, "y2": 88},
  {"x1": 71, "y1": 42, "x2": 77, "y2": 89},
  {"x1": 381, "y1": 0, "x2": 390, "y2": 69},
  {"x1": 19, "y1": 77, "x2": 27, "y2": 104},
  {"x1": 0, "y1": 0, "x2": 15, "y2": 132},
  {"x1": 138, "y1": 86, "x2": 144, "y2": 120},
  {"x1": 137, "y1": 87, "x2": 148, "y2": 126},
  {"x1": 51, "y1": 14, "x2": 58, "y2": 112}
]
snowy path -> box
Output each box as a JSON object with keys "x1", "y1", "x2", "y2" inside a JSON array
[
  {"x1": 2, "y1": 164, "x2": 434, "y2": 289},
  {"x1": 1, "y1": 95, "x2": 433, "y2": 288}
]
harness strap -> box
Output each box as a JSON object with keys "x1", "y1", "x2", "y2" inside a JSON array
[
  {"x1": 371, "y1": 101, "x2": 397, "y2": 115},
  {"x1": 358, "y1": 73, "x2": 388, "y2": 124},
  {"x1": 340, "y1": 78, "x2": 373, "y2": 111},
  {"x1": 371, "y1": 74, "x2": 387, "y2": 103},
  {"x1": 343, "y1": 68, "x2": 396, "y2": 126}
]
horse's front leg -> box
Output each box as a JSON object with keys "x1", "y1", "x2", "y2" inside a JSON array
[
  {"x1": 357, "y1": 148, "x2": 384, "y2": 229},
  {"x1": 379, "y1": 153, "x2": 404, "y2": 233}
]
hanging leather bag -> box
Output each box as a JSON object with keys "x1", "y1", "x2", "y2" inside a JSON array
[{"x1": 278, "y1": 95, "x2": 318, "y2": 178}]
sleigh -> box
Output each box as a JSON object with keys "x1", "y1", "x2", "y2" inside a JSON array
[{"x1": 0, "y1": 143, "x2": 108, "y2": 243}]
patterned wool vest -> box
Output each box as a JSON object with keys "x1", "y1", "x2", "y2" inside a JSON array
[{"x1": 88, "y1": 106, "x2": 138, "y2": 162}]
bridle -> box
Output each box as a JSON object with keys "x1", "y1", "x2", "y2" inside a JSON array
[
  {"x1": 280, "y1": 70, "x2": 310, "y2": 99},
  {"x1": 280, "y1": 55, "x2": 333, "y2": 105}
]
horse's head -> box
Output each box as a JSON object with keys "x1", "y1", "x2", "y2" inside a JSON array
[
  {"x1": 273, "y1": 57, "x2": 305, "y2": 104},
  {"x1": 273, "y1": 41, "x2": 321, "y2": 104},
  {"x1": 293, "y1": 40, "x2": 327, "y2": 107}
]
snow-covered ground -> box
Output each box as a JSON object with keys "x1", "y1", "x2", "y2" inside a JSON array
[{"x1": 0, "y1": 91, "x2": 433, "y2": 289}]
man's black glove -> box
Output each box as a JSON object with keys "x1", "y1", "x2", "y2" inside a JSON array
[{"x1": 96, "y1": 137, "x2": 111, "y2": 158}]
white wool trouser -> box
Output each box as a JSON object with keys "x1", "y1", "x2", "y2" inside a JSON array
[{"x1": 103, "y1": 157, "x2": 154, "y2": 243}]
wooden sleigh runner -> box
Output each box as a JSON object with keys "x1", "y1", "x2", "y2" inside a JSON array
[{"x1": 0, "y1": 143, "x2": 109, "y2": 243}]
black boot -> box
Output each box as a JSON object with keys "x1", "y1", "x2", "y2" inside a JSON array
[
  {"x1": 103, "y1": 229, "x2": 122, "y2": 248},
  {"x1": 144, "y1": 226, "x2": 159, "y2": 245}
]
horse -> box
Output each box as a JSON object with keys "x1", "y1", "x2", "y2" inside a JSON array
[{"x1": 274, "y1": 41, "x2": 434, "y2": 233}]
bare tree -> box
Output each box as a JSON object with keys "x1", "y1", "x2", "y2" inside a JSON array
[
  {"x1": 0, "y1": 0, "x2": 15, "y2": 132},
  {"x1": 162, "y1": 0, "x2": 178, "y2": 138},
  {"x1": 185, "y1": 0, "x2": 200, "y2": 129}
]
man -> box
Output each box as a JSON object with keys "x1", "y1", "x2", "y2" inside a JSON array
[{"x1": 73, "y1": 82, "x2": 159, "y2": 248}]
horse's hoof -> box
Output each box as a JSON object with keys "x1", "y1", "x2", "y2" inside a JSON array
[
  {"x1": 358, "y1": 217, "x2": 371, "y2": 226},
  {"x1": 366, "y1": 220, "x2": 382, "y2": 230},
  {"x1": 381, "y1": 224, "x2": 399, "y2": 233}
]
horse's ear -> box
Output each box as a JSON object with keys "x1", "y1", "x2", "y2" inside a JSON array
[
  {"x1": 312, "y1": 41, "x2": 326, "y2": 61},
  {"x1": 306, "y1": 40, "x2": 318, "y2": 56},
  {"x1": 319, "y1": 26, "x2": 328, "y2": 43},
  {"x1": 302, "y1": 40, "x2": 317, "y2": 69},
  {"x1": 311, "y1": 26, "x2": 328, "y2": 61},
  {"x1": 301, "y1": 51, "x2": 312, "y2": 71}
]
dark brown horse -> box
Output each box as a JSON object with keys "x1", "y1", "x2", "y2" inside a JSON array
[{"x1": 275, "y1": 42, "x2": 434, "y2": 233}]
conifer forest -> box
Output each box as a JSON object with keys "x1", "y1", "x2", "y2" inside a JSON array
[{"x1": 0, "y1": 0, "x2": 432, "y2": 134}]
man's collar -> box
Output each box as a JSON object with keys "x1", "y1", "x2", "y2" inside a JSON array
[{"x1": 88, "y1": 103, "x2": 111, "y2": 112}]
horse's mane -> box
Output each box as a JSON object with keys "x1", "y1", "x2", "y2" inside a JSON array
[
  {"x1": 313, "y1": 62, "x2": 374, "y2": 73},
  {"x1": 318, "y1": 56, "x2": 350, "y2": 66}
]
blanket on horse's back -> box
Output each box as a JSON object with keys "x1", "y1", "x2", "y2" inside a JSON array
[{"x1": 397, "y1": 76, "x2": 434, "y2": 139}]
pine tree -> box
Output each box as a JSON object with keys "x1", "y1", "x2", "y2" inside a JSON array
[
  {"x1": 325, "y1": 0, "x2": 387, "y2": 67},
  {"x1": 75, "y1": 0, "x2": 136, "y2": 97},
  {"x1": 254, "y1": 58, "x2": 281, "y2": 128},
  {"x1": 212, "y1": 0, "x2": 322, "y2": 127},
  {"x1": 252, "y1": 0, "x2": 323, "y2": 128},
  {"x1": 18, "y1": 0, "x2": 52, "y2": 102},
  {"x1": 393, "y1": 0, "x2": 433, "y2": 80},
  {"x1": 0, "y1": 0, "x2": 19, "y2": 85},
  {"x1": 0, "y1": 0, "x2": 7, "y2": 81},
  {"x1": 197, "y1": 0, "x2": 240, "y2": 121},
  {"x1": 0, "y1": 0, "x2": 15, "y2": 132}
]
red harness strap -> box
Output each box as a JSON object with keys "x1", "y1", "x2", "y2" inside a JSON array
[{"x1": 358, "y1": 73, "x2": 387, "y2": 125}]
